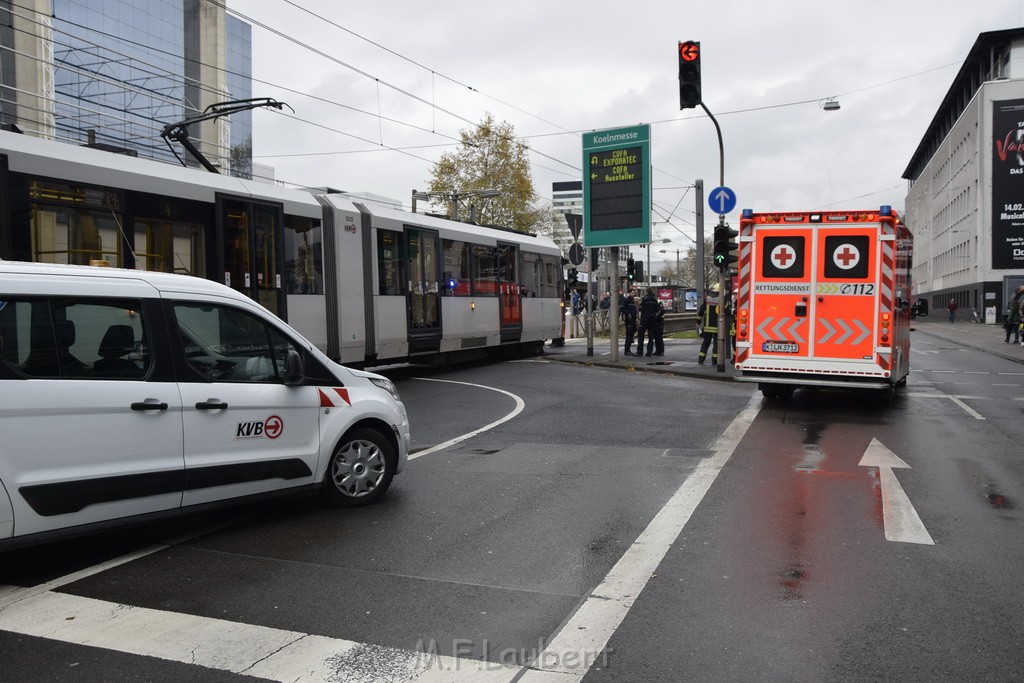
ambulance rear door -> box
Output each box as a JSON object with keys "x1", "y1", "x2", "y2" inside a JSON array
[
  {"x1": 749, "y1": 224, "x2": 814, "y2": 362},
  {"x1": 748, "y1": 218, "x2": 880, "y2": 367},
  {"x1": 811, "y1": 221, "x2": 879, "y2": 363}
]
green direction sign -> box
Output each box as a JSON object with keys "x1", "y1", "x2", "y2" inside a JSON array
[{"x1": 582, "y1": 124, "x2": 651, "y2": 248}]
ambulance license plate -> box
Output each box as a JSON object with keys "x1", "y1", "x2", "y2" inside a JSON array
[{"x1": 763, "y1": 342, "x2": 799, "y2": 353}]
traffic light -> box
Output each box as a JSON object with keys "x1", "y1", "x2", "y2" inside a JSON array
[
  {"x1": 626, "y1": 257, "x2": 635, "y2": 281},
  {"x1": 568, "y1": 267, "x2": 579, "y2": 286},
  {"x1": 678, "y1": 41, "x2": 701, "y2": 109},
  {"x1": 634, "y1": 260, "x2": 644, "y2": 282},
  {"x1": 713, "y1": 224, "x2": 738, "y2": 271}
]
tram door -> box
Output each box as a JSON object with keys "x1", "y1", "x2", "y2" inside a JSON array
[
  {"x1": 498, "y1": 242, "x2": 522, "y2": 342},
  {"x1": 407, "y1": 228, "x2": 441, "y2": 352},
  {"x1": 218, "y1": 197, "x2": 285, "y2": 317}
]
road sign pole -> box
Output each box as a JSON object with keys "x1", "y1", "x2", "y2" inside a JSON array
[
  {"x1": 587, "y1": 247, "x2": 595, "y2": 357},
  {"x1": 610, "y1": 246, "x2": 619, "y2": 361}
]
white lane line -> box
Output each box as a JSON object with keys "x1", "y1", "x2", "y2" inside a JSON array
[
  {"x1": 515, "y1": 392, "x2": 763, "y2": 681},
  {"x1": 0, "y1": 591, "x2": 515, "y2": 682},
  {"x1": 905, "y1": 392, "x2": 987, "y2": 418},
  {"x1": 963, "y1": 371, "x2": 989, "y2": 375},
  {"x1": 408, "y1": 378, "x2": 525, "y2": 460},
  {"x1": 949, "y1": 396, "x2": 985, "y2": 420},
  {"x1": 0, "y1": 545, "x2": 167, "y2": 608}
]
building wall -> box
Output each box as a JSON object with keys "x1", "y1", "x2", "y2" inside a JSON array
[
  {"x1": 0, "y1": 0, "x2": 250, "y2": 172},
  {"x1": 905, "y1": 36, "x2": 1024, "y2": 318}
]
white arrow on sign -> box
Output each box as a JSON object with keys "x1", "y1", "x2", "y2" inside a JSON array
[
  {"x1": 858, "y1": 438, "x2": 934, "y2": 545},
  {"x1": 712, "y1": 187, "x2": 732, "y2": 213}
]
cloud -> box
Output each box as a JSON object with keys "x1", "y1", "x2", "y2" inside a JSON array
[{"x1": 236, "y1": 0, "x2": 1024, "y2": 241}]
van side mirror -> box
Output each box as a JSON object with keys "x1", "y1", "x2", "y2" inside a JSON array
[{"x1": 283, "y1": 349, "x2": 304, "y2": 385}]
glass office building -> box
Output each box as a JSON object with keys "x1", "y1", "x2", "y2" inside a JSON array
[{"x1": 1, "y1": 0, "x2": 251, "y2": 174}]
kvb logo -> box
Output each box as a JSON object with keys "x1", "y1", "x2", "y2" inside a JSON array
[{"x1": 235, "y1": 415, "x2": 284, "y2": 440}]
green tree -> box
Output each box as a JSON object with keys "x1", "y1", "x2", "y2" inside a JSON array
[{"x1": 427, "y1": 113, "x2": 544, "y2": 233}]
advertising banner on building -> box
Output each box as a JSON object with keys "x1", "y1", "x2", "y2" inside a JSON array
[{"x1": 992, "y1": 99, "x2": 1024, "y2": 269}]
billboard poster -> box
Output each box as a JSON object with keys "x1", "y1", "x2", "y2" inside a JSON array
[{"x1": 992, "y1": 99, "x2": 1024, "y2": 269}]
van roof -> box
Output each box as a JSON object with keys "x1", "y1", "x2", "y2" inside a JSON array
[{"x1": 0, "y1": 260, "x2": 252, "y2": 300}]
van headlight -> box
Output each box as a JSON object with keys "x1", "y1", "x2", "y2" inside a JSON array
[{"x1": 368, "y1": 377, "x2": 401, "y2": 401}]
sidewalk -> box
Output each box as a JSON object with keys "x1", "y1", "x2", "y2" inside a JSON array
[{"x1": 542, "y1": 318, "x2": 1024, "y2": 381}]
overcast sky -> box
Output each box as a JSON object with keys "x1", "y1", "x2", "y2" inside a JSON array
[{"x1": 232, "y1": 0, "x2": 1024, "y2": 252}]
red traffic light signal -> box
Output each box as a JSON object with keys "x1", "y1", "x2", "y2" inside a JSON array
[
  {"x1": 678, "y1": 41, "x2": 699, "y2": 62},
  {"x1": 678, "y1": 40, "x2": 702, "y2": 110}
]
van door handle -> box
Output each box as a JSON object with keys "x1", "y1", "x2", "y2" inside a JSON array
[
  {"x1": 195, "y1": 400, "x2": 229, "y2": 410},
  {"x1": 131, "y1": 400, "x2": 169, "y2": 411}
]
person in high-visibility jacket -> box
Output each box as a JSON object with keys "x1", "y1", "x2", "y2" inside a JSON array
[{"x1": 697, "y1": 283, "x2": 720, "y2": 365}]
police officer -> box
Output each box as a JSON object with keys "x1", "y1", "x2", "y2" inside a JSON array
[
  {"x1": 621, "y1": 294, "x2": 638, "y2": 355},
  {"x1": 697, "y1": 283, "x2": 720, "y2": 365},
  {"x1": 637, "y1": 287, "x2": 661, "y2": 357}
]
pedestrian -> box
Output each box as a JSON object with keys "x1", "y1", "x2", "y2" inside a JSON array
[
  {"x1": 947, "y1": 298, "x2": 958, "y2": 323},
  {"x1": 652, "y1": 299, "x2": 665, "y2": 355},
  {"x1": 621, "y1": 294, "x2": 638, "y2": 356},
  {"x1": 637, "y1": 287, "x2": 661, "y2": 357},
  {"x1": 1006, "y1": 299, "x2": 1021, "y2": 343},
  {"x1": 697, "y1": 284, "x2": 720, "y2": 365},
  {"x1": 598, "y1": 291, "x2": 611, "y2": 330}
]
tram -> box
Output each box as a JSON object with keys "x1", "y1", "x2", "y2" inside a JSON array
[{"x1": 0, "y1": 130, "x2": 564, "y2": 367}]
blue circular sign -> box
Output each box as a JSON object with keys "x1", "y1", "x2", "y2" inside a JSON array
[{"x1": 708, "y1": 186, "x2": 737, "y2": 215}]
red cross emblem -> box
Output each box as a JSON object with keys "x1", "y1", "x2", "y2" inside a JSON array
[
  {"x1": 833, "y1": 244, "x2": 860, "y2": 270},
  {"x1": 770, "y1": 244, "x2": 796, "y2": 270}
]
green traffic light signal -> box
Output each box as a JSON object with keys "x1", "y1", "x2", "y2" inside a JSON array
[{"x1": 713, "y1": 225, "x2": 738, "y2": 269}]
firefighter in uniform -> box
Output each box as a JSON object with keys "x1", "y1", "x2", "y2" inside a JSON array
[{"x1": 697, "y1": 283, "x2": 720, "y2": 365}]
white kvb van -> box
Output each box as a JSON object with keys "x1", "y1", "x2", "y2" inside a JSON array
[{"x1": 0, "y1": 262, "x2": 411, "y2": 549}]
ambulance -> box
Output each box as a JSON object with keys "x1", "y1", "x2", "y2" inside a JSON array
[{"x1": 733, "y1": 206, "x2": 913, "y2": 399}]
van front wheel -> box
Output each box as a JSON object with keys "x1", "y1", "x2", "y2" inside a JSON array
[{"x1": 321, "y1": 427, "x2": 395, "y2": 507}]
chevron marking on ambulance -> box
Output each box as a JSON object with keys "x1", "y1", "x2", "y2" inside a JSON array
[
  {"x1": 818, "y1": 318, "x2": 836, "y2": 343},
  {"x1": 816, "y1": 282, "x2": 840, "y2": 295},
  {"x1": 851, "y1": 319, "x2": 871, "y2": 345},
  {"x1": 770, "y1": 318, "x2": 791, "y2": 340},
  {"x1": 834, "y1": 318, "x2": 853, "y2": 344},
  {"x1": 756, "y1": 317, "x2": 775, "y2": 340},
  {"x1": 787, "y1": 318, "x2": 806, "y2": 343}
]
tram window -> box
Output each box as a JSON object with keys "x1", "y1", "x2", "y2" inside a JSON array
[
  {"x1": 284, "y1": 216, "x2": 322, "y2": 294},
  {"x1": 28, "y1": 180, "x2": 124, "y2": 267},
  {"x1": 471, "y1": 244, "x2": 498, "y2": 297},
  {"x1": 521, "y1": 252, "x2": 542, "y2": 298},
  {"x1": 377, "y1": 229, "x2": 405, "y2": 296},
  {"x1": 442, "y1": 239, "x2": 470, "y2": 296},
  {"x1": 134, "y1": 219, "x2": 206, "y2": 276},
  {"x1": 539, "y1": 254, "x2": 560, "y2": 298}
]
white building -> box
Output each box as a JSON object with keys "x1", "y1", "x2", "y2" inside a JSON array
[{"x1": 903, "y1": 28, "x2": 1024, "y2": 320}]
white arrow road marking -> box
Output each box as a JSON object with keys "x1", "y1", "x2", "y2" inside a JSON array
[{"x1": 858, "y1": 438, "x2": 934, "y2": 545}]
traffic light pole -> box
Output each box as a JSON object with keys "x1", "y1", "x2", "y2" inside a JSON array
[{"x1": 701, "y1": 102, "x2": 728, "y2": 374}]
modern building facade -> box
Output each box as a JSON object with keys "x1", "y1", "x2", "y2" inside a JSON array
[
  {"x1": 903, "y1": 28, "x2": 1024, "y2": 321},
  {"x1": 0, "y1": 0, "x2": 251, "y2": 175}
]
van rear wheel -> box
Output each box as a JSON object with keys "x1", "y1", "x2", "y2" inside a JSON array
[{"x1": 321, "y1": 427, "x2": 395, "y2": 507}]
